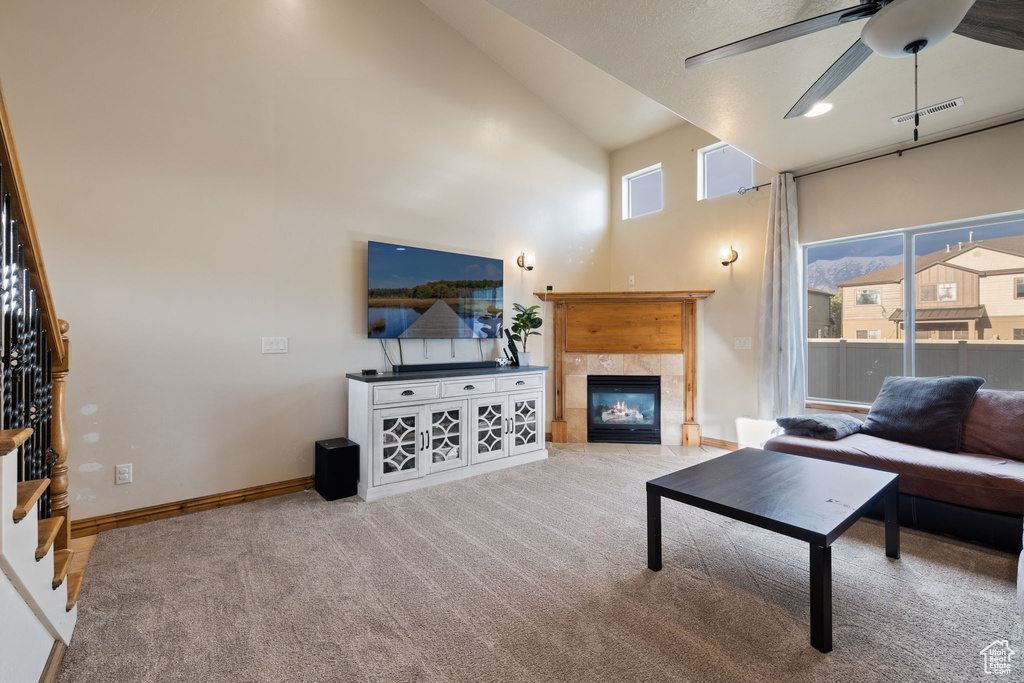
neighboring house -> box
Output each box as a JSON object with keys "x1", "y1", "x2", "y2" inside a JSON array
[
  {"x1": 807, "y1": 287, "x2": 835, "y2": 338},
  {"x1": 838, "y1": 236, "x2": 1024, "y2": 340}
]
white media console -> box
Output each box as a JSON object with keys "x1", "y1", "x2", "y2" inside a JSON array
[{"x1": 347, "y1": 366, "x2": 548, "y2": 501}]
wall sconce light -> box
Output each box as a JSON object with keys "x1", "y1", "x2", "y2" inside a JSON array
[
  {"x1": 720, "y1": 246, "x2": 739, "y2": 267},
  {"x1": 517, "y1": 251, "x2": 536, "y2": 271}
]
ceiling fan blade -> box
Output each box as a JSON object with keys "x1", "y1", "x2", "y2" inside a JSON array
[
  {"x1": 685, "y1": 3, "x2": 879, "y2": 69},
  {"x1": 785, "y1": 39, "x2": 874, "y2": 119},
  {"x1": 953, "y1": 0, "x2": 1024, "y2": 51}
]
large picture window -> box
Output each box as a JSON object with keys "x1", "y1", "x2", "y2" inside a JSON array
[{"x1": 805, "y1": 214, "x2": 1024, "y2": 405}]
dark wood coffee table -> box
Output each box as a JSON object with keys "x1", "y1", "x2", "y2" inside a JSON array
[{"x1": 646, "y1": 447, "x2": 899, "y2": 653}]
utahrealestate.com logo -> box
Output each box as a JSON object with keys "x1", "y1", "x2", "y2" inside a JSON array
[{"x1": 980, "y1": 640, "x2": 1015, "y2": 675}]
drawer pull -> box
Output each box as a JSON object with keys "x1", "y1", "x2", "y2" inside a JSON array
[
  {"x1": 401, "y1": 390, "x2": 415, "y2": 396},
  {"x1": 516, "y1": 380, "x2": 526, "y2": 386},
  {"x1": 464, "y1": 385, "x2": 475, "y2": 391}
]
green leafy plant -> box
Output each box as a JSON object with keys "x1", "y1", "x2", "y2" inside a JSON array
[{"x1": 510, "y1": 303, "x2": 543, "y2": 351}]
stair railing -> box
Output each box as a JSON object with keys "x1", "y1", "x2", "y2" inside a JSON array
[{"x1": 0, "y1": 82, "x2": 71, "y2": 551}]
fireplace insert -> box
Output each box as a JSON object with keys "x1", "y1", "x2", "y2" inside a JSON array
[{"x1": 587, "y1": 375, "x2": 661, "y2": 444}]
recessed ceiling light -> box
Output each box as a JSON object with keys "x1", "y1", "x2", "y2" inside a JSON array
[{"x1": 804, "y1": 102, "x2": 833, "y2": 117}]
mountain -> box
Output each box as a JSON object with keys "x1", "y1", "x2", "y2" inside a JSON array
[{"x1": 806, "y1": 255, "x2": 903, "y2": 293}]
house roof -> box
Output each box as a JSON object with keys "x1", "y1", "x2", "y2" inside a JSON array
[
  {"x1": 839, "y1": 236, "x2": 1024, "y2": 288},
  {"x1": 887, "y1": 306, "x2": 987, "y2": 322},
  {"x1": 807, "y1": 287, "x2": 833, "y2": 296}
]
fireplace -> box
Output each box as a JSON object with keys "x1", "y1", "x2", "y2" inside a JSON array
[{"x1": 587, "y1": 375, "x2": 661, "y2": 444}]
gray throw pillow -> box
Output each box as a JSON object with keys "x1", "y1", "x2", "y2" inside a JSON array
[
  {"x1": 776, "y1": 414, "x2": 863, "y2": 440},
  {"x1": 861, "y1": 375, "x2": 985, "y2": 452}
]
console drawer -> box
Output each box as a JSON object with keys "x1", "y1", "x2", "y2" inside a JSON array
[
  {"x1": 441, "y1": 378, "x2": 496, "y2": 397},
  {"x1": 372, "y1": 382, "x2": 440, "y2": 405},
  {"x1": 497, "y1": 373, "x2": 543, "y2": 392}
]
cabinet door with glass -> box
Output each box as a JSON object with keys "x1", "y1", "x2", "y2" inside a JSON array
[
  {"x1": 470, "y1": 396, "x2": 508, "y2": 464},
  {"x1": 509, "y1": 391, "x2": 543, "y2": 456},
  {"x1": 425, "y1": 400, "x2": 468, "y2": 474},
  {"x1": 373, "y1": 405, "x2": 424, "y2": 486}
]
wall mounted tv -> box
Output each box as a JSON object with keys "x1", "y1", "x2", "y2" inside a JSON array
[{"x1": 367, "y1": 241, "x2": 503, "y2": 339}]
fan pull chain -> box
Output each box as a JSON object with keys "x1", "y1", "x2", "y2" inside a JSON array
[{"x1": 913, "y1": 50, "x2": 919, "y2": 143}]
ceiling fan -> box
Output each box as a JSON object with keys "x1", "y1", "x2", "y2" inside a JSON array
[{"x1": 685, "y1": 0, "x2": 1024, "y2": 120}]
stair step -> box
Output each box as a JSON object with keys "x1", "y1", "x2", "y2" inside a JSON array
[
  {"x1": 65, "y1": 571, "x2": 84, "y2": 611},
  {"x1": 0, "y1": 428, "x2": 34, "y2": 455},
  {"x1": 36, "y1": 516, "x2": 64, "y2": 561},
  {"x1": 52, "y1": 549, "x2": 74, "y2": 589},
  {"x1": 13, "y1": 478, "x2": 50, "y2": 522}
]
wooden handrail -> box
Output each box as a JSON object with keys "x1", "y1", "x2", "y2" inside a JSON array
[
  {"x1": 0, "y1": 82, "x2": 66, "y2": 365},
  {"x1": 0, "y1": 78, "x2": 71, "y2": 549}
]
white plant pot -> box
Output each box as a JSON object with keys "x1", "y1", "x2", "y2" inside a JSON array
[{"x1": 517, "y1": 351, "x2": 532, "y2": 367}]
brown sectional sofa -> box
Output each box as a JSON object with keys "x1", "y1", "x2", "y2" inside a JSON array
[{"x1": 765, "y1": 389, "x2": 1024, "y2": 551}]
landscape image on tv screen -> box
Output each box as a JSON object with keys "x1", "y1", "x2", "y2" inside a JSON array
[{"x1": 367, "y1": 242, "x2": 503, "y2": 339}]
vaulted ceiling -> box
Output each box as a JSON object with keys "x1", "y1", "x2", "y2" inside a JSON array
[
  {"x1": 420, "y1": 0, "x2": 683, "y2": 151},
  {"x1": 474, "y1": 0, "x2": 1024, "y2": 171}
]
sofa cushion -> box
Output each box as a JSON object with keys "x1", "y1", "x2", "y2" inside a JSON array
[
  {"x1": 776, "y1": 414, "x2": 862, "y2": 440},
  {"x1": 861, "y1": 375, "x2": 985, "y2": 452},
  {"x1": 763, "y1": 432, "x2": 1024, "y2": 515},
  {"x1": 962, "y1": 389, "x2": 1024, "y2": 460}
]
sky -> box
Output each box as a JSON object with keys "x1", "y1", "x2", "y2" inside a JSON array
[
  {"x1": 807, "y1": 219, "x2": 1024, "y2": 263},
  {"x1": 368, "y1": 242, "x2": 503, "y2": 289}
]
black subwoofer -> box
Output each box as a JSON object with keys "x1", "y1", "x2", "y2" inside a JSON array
[{"x1": 314, "y1": 437, "x2": 359, "y2": 500}]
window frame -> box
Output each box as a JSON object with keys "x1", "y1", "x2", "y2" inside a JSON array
[
  {"x1": 621, "y1": 163, "x2": 663, "y2": 220},
  {"x1": 803, "y1": 209, "x2": 1024, "y2": 410},
  {"x1": 855, "y1": 289, "x2": 881, "y2": 306},
  {"x1": 1015, "y1": 277, "x2": 1024, "y2": 299},
  {"x1": 937, "y1": 283, "x2": 957, "y2": 301},
  {"x1": 696, "y1": 142, "x2": 754, "y2": 201}
]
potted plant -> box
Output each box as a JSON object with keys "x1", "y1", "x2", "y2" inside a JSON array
[{"x1": 509, "y1": 303, "x2": 542, "y2": 366}]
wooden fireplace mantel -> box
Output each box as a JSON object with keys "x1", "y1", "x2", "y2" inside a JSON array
[
  {"x1": 534, "y1": 290, "x2": 714, "y2": 303},
  {"x1": 534, "y1": 290, "x2": 714, "y2": 446}
]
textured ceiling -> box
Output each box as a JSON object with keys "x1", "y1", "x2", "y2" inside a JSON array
[
  {"x1": 480, "y1": 0, "x2": 1024, "y2": 171},
  {"x1": 419, "y1": 0, "x2": 683, "y2": 151}
]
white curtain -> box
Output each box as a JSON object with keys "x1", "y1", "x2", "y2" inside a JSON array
[{"x1": 757, "y1": 172, "x2": 806, "y2": 419}]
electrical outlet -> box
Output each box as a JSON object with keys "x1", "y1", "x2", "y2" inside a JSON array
[
  {"x1": 628, "y1": 275, "x2": 635, "y2": 285},
  {"x1": 734, "y1": 337, "x2": 752, "y2": 350},
  {"x1": 115, "y1": 464, "x2": 132, "y2": 485},
  {"x1": 262, "y1": 337, "x2": 288, "y2": 354}
]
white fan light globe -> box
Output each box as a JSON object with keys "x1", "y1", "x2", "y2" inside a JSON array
[{"x1": 861, "y1": 0, "x2": 976, "y2": 58}]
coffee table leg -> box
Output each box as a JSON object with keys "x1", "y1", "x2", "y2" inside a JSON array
[
  {"x1": 884, "y1": 482, "x2": 900, "y2": 559},
  {"x1": 809, "y1": 544, "x2": 832, "y2": 653},
  {"x1": 647, "y1": 488, "x2": 662, "y2": 571}
]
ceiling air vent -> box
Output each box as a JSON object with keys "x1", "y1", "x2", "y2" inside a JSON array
[{"x1": 891, "y1": 97, "x2": 965, "y2": 125}]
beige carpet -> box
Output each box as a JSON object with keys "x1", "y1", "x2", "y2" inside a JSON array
[{"x1": 59, "y1": 445, "x2": 1021, "y2": 682}]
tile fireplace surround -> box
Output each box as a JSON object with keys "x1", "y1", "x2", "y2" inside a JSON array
[
  {"x1": 566, "y1": 353, "x2": 686, "y2": 445},
  {"x1": 535, "y1": 290, "x2": 713, "y2": 447}
]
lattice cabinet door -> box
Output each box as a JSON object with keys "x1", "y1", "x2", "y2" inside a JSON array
[
  {"x1": 509, "y1": 391, "x2": 543, "y2": 456},
  {"x1": 470, "y1": 397, "x2": 507, "y2": 464},
  {"x1": 373, "y1": 405, "x2": 424, "y2": 486},
  {"x1": 425, "y1": 400, "x2": 468, "y2": 474}
]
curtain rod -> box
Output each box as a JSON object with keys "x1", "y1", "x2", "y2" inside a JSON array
[{"x1": 736, "y1": 115, "x2": 1024, "y2": 195}]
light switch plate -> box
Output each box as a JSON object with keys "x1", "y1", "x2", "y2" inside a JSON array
[
  {"x1": 262, "y1": 337, "x2": 288, "y2": 354},
  {"x1": 734, "y1": 337, "x2": 752, "y2": 350}
]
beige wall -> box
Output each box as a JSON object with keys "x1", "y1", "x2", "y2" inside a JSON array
[
  {"x1": 980, "y1": 273, "x2": 1024, "y2": 317},
  {"x1": 0, "y1": 0, "x2": 611, "y2": 517},
  {"x1": 607, "y1": 123, "x2": 775, "y2": 442},
  {"x1": 948, "y1": 247, "x2": 1024, "y2": 272},
  {"x1": 799, "y1": 123, "x2": 1024, "y2": 243}
]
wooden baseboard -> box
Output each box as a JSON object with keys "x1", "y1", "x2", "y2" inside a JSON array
[
  {"x1": 39, "y1": 640, "x2": 65, "y2": 683},
  {"x1": 702, "y1": 437, "x2": 741, "y2": 451},
  {"x1": 70, "y1": 476, "x2": 314, "y2": 538}
]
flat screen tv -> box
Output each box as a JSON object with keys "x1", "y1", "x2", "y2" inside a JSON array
[{"x1": 367, "y1": 241, "x2": 503, "y2": 339}]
